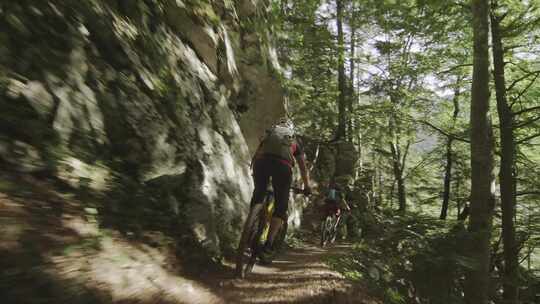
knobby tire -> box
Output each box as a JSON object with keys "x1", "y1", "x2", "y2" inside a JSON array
[
  {"x1": 320, "y1": 216, "x2": 333, "y2": 247},
  {"x1": 236, "y1": 204, "x2": 264, "y2": 278},
  {"x1": 245, "y1": 210, "x2": 267, "y2": 275}
]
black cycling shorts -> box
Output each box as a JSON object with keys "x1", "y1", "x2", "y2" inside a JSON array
[{"x1": 250, "y1": 156, "x2": 292, "y2": 221}]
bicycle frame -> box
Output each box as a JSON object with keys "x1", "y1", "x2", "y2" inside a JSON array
[
  {"x1": 320, "y1": 208, "x2": 342, "y2": 247},
  {"x1": 259, "y1": 192, "x2": 276, "y2": 244},
  {"x1": 235, "y1": 190, "x2": 277, "y2": 278},
  {"x1": 235, "y1": 187, "x2": 304, "y2": 278},
  {"x1": 251, "y1": 187, "x2": 303, "y2": 250}
]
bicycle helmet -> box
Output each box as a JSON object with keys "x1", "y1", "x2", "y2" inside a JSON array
[{"x1": 273, "y1": 117, "x2": 295, "y2": 138}]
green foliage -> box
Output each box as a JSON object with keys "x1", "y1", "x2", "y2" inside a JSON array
[
  {"x1": 271, "y1": 0, "x2": 340, "y2": 139},
  {"x1": 330, "y1": 210, "x2": 470, "y2": 303},
  {"x1": 276, "y1": 3, "x2": 540, "y2": 298}
]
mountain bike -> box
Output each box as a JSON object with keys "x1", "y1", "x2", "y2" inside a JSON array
[
  {"x1": 235, "y1": 186, "x2": 307, "y2": 278},
  {"x1": 320, "y1": 202, "x2": 346, "y2": 247}
]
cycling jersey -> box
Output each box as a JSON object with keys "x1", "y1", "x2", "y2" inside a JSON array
[{"x1": 255, "y1": 141, "x2": 302, "y2": 168}]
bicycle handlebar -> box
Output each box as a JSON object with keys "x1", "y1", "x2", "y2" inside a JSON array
[
  {"x1": 264, "y1": 187, "x2": 311, "y2": 196},
  {"x1": 290, "y1": 186, "x2": 311, "y2": 196}
]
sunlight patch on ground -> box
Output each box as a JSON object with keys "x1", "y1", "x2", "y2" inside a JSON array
[
  {"x1": 61, "y1": 215, "x2": 99, "y2": 237},
  {"x1": 48, "y1": 232, "x2": 224, "y2": 304}
]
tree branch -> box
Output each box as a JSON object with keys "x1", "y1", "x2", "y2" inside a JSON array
[
  {"x1": 437, "y1": 63, "x2": 474, "y2": 76},
  {"x1": 516, "y1": 191, "x2": 540, "y2": 197},
  {"x1": 513, "y1": 105, "x2": 540, "y2": 116},
  {"x1": 403, "y1": 149, "x2": 439, "y2": 179},
  {"x1": 516, "y1": 132, "x2": 540, "y2": 145},
  {"x1": 514, "y1": 115, "x2": 540, "y2": 129},
  {"x1": 418, "y1": 120, "x2": 470, "y2": 143},
  {"x1": 509, "y1": 72, "x2": 540, "y2": 108},
  {"x1": 506, "y1": 70, "x2": 540, "y2": 93},
  {"x1": 503, "y1": 43, "x2": 529, "y2": 52}
]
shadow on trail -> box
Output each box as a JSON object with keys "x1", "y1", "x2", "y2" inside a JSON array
[
  {"x1": 0, "y1": 171, "x2": 223, "y2": 304},
  {"x1": 197, "y1": 241, "x2": 378, "y2": 304},
  {"x1": 0, "y1": 169, "x2": 377, "y2": 304},
  {"x1": 1, "y1": 177, "x2": 117, "y2": 304}
]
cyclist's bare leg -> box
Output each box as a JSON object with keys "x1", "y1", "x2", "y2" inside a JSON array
[
  {"x1": 266, "y1": 216, "x2": 284, "y2": 245},
  {"x1": 268, "y1": 163, "x2": 291, "y2": 247}
]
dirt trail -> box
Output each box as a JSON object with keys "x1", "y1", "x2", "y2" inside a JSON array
[
  {"x1": 0, "y1": 172, "x2": 380, "y2": 304},
  {"x1": 204, "y1": 241, "x2": 379, "y2": 304}
]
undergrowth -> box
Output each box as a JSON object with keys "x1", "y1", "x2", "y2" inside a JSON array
[{"x1": 328, "y1": 209, "x2": 540, "y2": 303}]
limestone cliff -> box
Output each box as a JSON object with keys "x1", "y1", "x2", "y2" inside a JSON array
[{"x1": 0, "y1": 0, "x2": 286, "y2": 257}]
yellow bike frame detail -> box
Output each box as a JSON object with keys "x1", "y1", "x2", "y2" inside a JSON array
[{"x1": 260, "y1": 200, "x2": 275, "y2": 242}]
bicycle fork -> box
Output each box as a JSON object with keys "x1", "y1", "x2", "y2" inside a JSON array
[{"x1": 333, "y1": 215, "x2": 342, "y2": 231}]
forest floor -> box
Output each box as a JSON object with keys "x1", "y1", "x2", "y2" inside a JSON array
[
  {"x1": 201, "y1": 240, "x2": 382, "y2": 304},
  {"x1": 0, "y1": 171, "x2": 381, "y2": 304}
]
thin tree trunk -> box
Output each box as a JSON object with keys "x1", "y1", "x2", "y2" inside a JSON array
[
  {"x1": 348, "y1": 7, "x2": 356, "y2": 143},
  {"x1": 399, "y1": 141, "x2": 410, "y2": 212},
  {"x1": 456, "y1": 172, "x2": 462, "y2": 220},
  {"x1": 397, "y1": 175, "x2": 406, "y2": 211},
  {"x1": 491, "y1": 6, "x2": 519, "y2": 302},
  {"x1": 335, "y1": 0, "x2": 347, "y2": 141},
  {"x1": 356, "y1": 74, "x2": 364, "y2": 171},
  {"x1": 440, "y1": 84, "x2": 461, "y2": 219},
  {"x1": 464, "y1": 0, "x2": 496, "y2": 303},
  {"x1": 377, "y1": 158, "x2": 384, "y2": 206},
  {"x1": 390, "y1": 179, "x2": 396, "y2": 208},
  {"x1": 440, "y1": 137, "x2": 454, "y2": 219},
  {"x1": 390, "y1": 141, "x2": 407, "y2": 212}
]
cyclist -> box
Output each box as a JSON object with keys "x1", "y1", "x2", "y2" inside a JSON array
[
  {"x1": 245, "y1": 117, "x2": 311, "y2": 264},
  {"x1": 322, "y1": 181, "x2": 351, "y2": 230}
]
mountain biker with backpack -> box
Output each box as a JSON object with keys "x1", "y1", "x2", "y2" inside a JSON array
[
  {"x1": 246, "y1": 117, "x2": 311, "y2": 264},
  {"x1": 323, "y1": 181, "x2": 351, "y2": 226}
]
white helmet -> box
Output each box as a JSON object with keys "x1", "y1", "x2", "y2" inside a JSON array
[{"x1": 274, "y1": 117, "x2": 295, "y2": 137}]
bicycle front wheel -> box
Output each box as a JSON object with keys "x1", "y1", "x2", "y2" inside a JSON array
[
  {"x1": 245, "y1": 208, "x2": 269, "y2": 275},
  {"x1": 320, "y1": 216, "x2": 333, "y2": 247},
  {"x1": 235, "y1": 203, "x2": 265, "y2": 278}
]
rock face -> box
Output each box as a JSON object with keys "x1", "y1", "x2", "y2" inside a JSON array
[
  {"x1": 0, "y1": 0, "x2": 286, "y2": 257},
  {"x1": 309, "y1": 140, "x2": 359, "y2": 187}
]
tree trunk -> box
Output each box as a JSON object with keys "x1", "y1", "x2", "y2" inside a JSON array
[
  {"x1": 440, "y1": 137, "x2": 453, "y2": 219},
  {"x1": 390, "y1": 141, "x2": 407, "y2": 212},
  {"x1": 464, "y1": 0, "x2": 496, "y2": 303},
  {"x1": 397, "y1": 175, "x2": 406, "y2": 212},
  {"x1": 456, "y1": 172, "x2": 463, "y2": 220},
  {"x1": 377, "y1": 158, "x2": 384, "y2": 205},
  {"x1": 335, "y1": 0, "x2": 347, "y2": 141},
  {"x1": 491, "y1": 7, "x2": 519, "y2": 303},
  {"x1": 348, "y1": 6, "x2": 356, "y2": 143},
  {"x1": 440, "y1": 84, "x2": 461, "y2": 219}
]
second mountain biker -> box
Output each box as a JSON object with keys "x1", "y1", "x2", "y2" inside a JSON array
[{"x1": 321, "y1": 181, "x2": 351, "y2": 245}]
